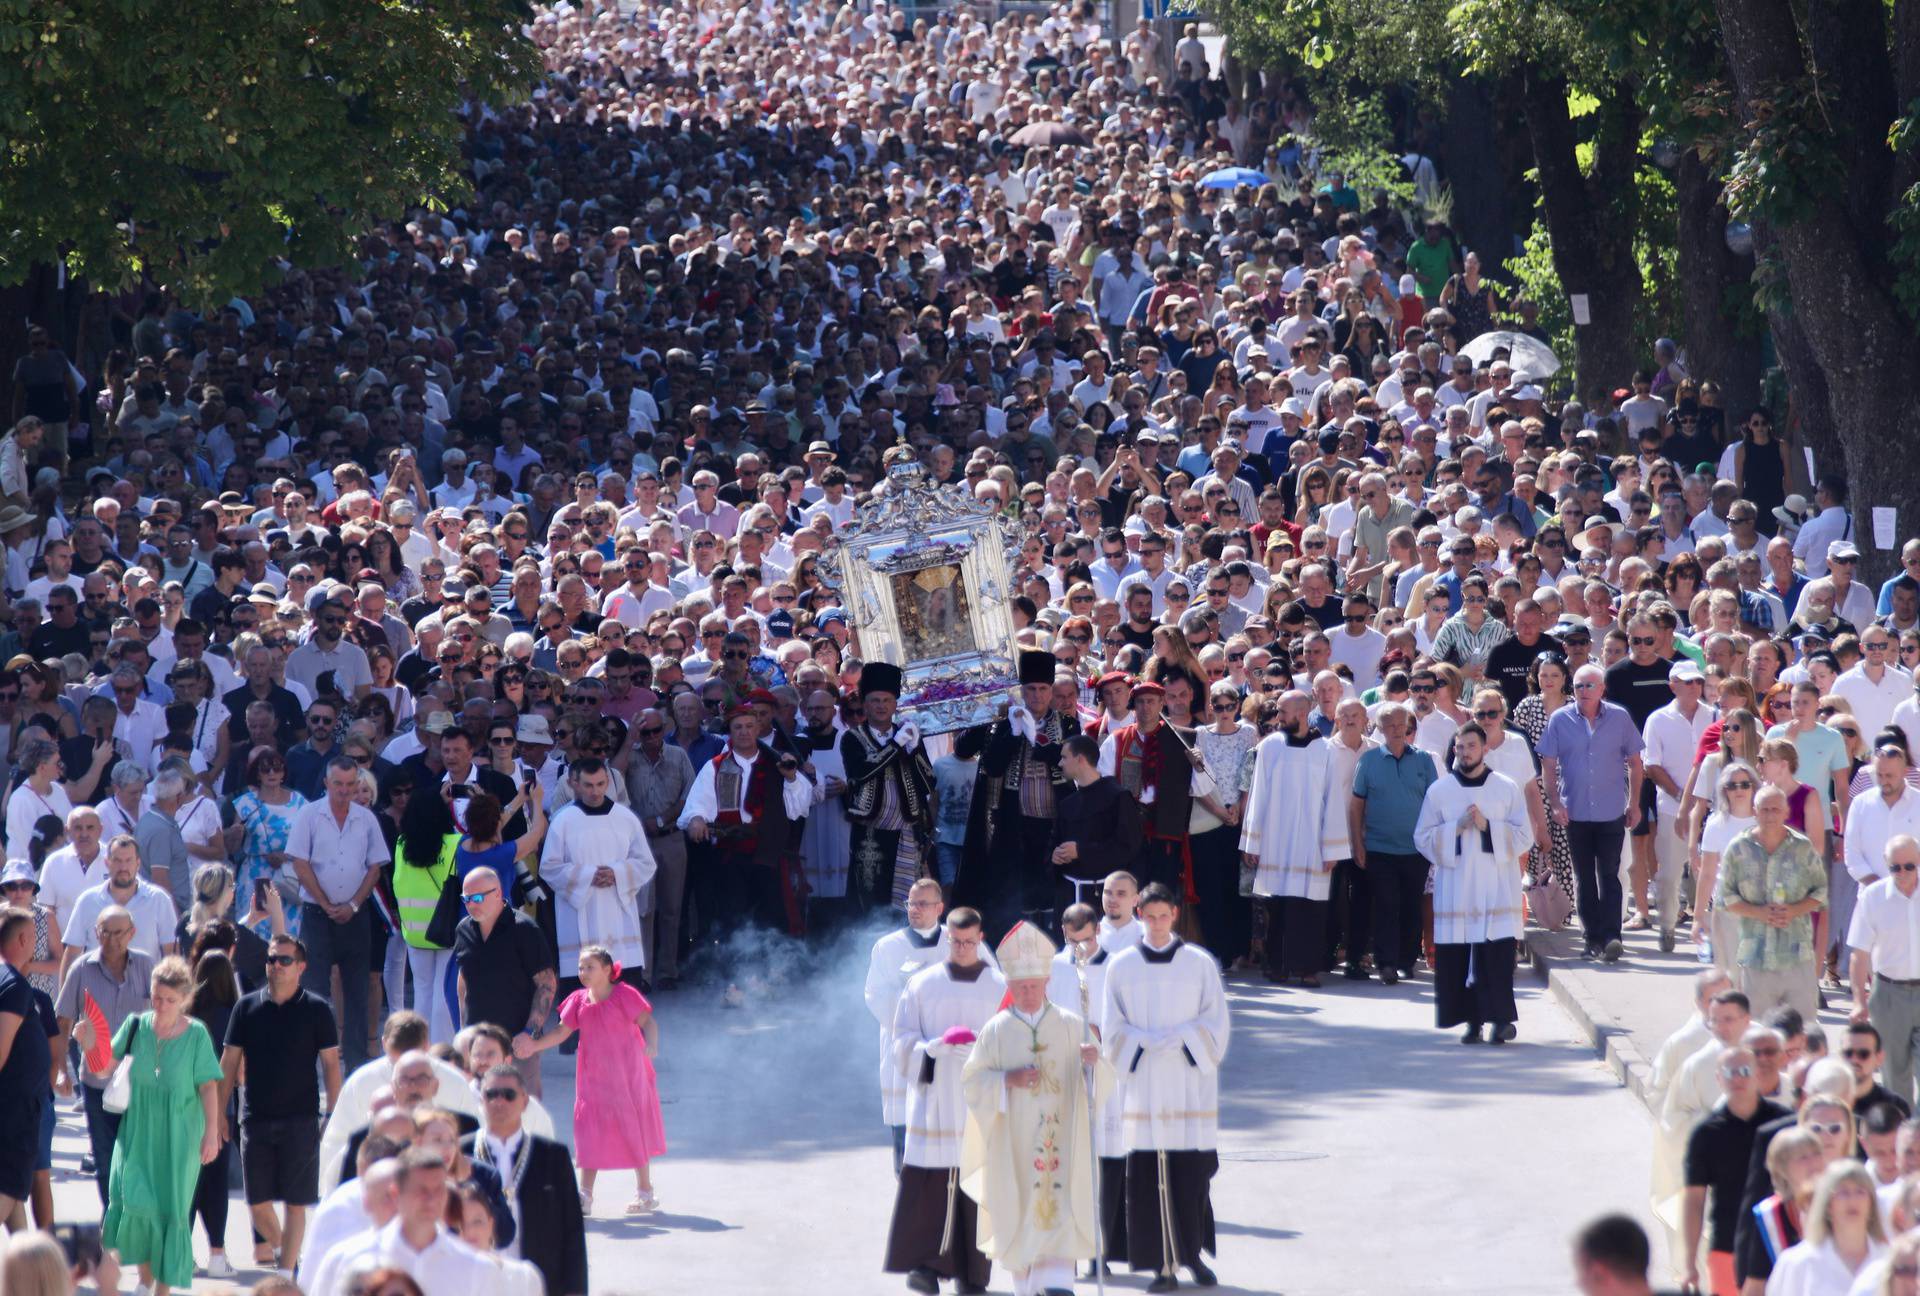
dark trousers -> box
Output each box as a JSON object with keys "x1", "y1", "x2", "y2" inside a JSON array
[
  {"x1": 1098, "y1": 1154, "x2": 1129, "y2": 1261},
  {"x1": 81, "y1": 1083, "x2": 121, "y2": 1206},
  {"x1": 1263, "y1": 896, "x2": 1329, "y2": 977},
  {"x1": 193, "y1": 1133, "x2": 233, "y2": 1248},
  {"x1": 1368, "y1": 851, "x2": 1428, "y2": 973},
  {"x1": 1190, "y1": 824, "x2": 1247, "y2": 964},
  {"x1": 300, "y1": 903, "x2": 374, "y2": 1072},
  {"x1": 1137, "y1": 837, "x2": 1185, "y2": 894},
  {"x1": 1566, "y1": 817, "x2": 1628, "y2": 950},
  {"x1": 1328, "y1": 858, "x2": 1372, "y2": 967},
  {"x1": 686, "y1": 838, "x2": 725, "y2": 946}
]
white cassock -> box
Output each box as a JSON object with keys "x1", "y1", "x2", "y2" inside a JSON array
[
  {"x1": 866, "y1": 923, "x2": 950, "y2": 1128},
  {"x1": 1099, "y1": 938, "x2": 1230, "y2": 1153},
  {"x1": 1050, "y1": 946, "x2": 1126, "y2": 1163},
  {"x1": 541, "y1": 798, "x2": 657, "y2": 972},
  {"x1": 960, "y1": 1002, "x2": 1113, "y2": 1293},
  {"x1": 894, "y1": 961, "x2": 1010, "y2": 1170},
  {"x1": 1414, "y1": 769, "x2": 1532, "y2": 946},
  {"x1": 1239, "y1": 732, "x2": 1342, "y2": 899},
  {"x1": 801, "y1": 727, "x2": 853, "y2": 898},
  {"x1": 1653, "y1": 1035, "x2": 1729, "y2": 1277},
  {"x1": 316, "y1": 1055, "x2": 555, "y2": 1193},
  {"x1": 1099, "y1": 917, "x2": 1145, "y2": 955}
]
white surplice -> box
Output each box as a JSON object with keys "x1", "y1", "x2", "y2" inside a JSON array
[
  {"x1": 541, "y1": 798, "x2": 657, "y2": 971},
  {"x1": 800, "y1": 727, "x2": 852, "y2": 898},
  {"x1": 1049, "y1": 947, "x2": 1123, "y2": 1156},
  {"x1": 893, "y1": 961, "x2": 1009, "y2": 1168},
  {"x1": 960, "y1": 1002, "x2": 1112, "y2": 1275},
  {"x1": 1099, "y1": 937, "x2": 1231, "y2": 1151},
  {"x1": 865, "y1": 923, "x2": 950, "y2": 1126},
  {"x1": 1239, "y1": 732, "x2": 1343, "y2": 900},
  {"x1": 1414, "y1": 769, "x2": 1533, "y2": 945}
]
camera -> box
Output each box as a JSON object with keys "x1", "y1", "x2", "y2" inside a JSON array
[{"x1": 54, "y1": 1223, "x2": 102, "y2": 1275}]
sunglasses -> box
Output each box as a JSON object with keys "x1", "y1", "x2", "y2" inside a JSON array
[
  {"x1": 1806, "y1": 1120, "x2": 1847, "y2": 1136},
  {"x1": 483, "y1": 1087, "x2": 524, "y2": 1102},
  {"x1": 1842, "y1": 1048, "x2": 1877, "y2": 1061},
  {"x1": 265, "y1": 954, "x2": 299, "y2": 968},
  {"x1": 1892, "y1": 862, "x2": 1920, "y2": 874},
  {"x1": 461, "y1": 890, "x2": 499, "y2": 905}
]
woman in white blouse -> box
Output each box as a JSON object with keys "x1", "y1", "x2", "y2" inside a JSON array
[
  {"x1": 1767, "y1": 1159, "x2": 1886, "y2": 1296},
  {"x1": 1699, "y1": 760, "x2": 1760, "y2": 974}
]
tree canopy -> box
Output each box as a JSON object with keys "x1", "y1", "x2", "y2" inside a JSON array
[{"x1": 0, "y1": 0, "x2": 540, "y2": 308}]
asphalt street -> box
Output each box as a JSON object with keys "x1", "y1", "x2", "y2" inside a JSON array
[{"x1": 46, "y1": 926, "x2": 1658, "y2": 1295}]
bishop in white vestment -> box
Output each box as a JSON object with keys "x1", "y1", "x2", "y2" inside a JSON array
[
  {"x1": 541, "y1": 766, "x2": 657, "y2": 972},
  {"x1": 1239, "y1": 692, "x2": 1343, "y2": 984},
  {"x1": 1100, "y1": 883, "x2": 1230, "y2": 1289},
  {"x1": 884, "y1": 910, "x2": 1007, "y2": 1292},
  {"x1": 961, "y1": 922, "x2": 1112, "y2": 1296},
  {"x1": 1413, "y1": 724, "x2": 1533, "y2": 1042}
]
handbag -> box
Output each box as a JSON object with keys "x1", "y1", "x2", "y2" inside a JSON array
[
  {"x1": 102, "y1": 1015, "x2": 141, "y2": 1114},
  {"x1": 1527, "y1": 871, "x2": 1575, "y2": 932},
  {"x1": 423, "y1": 836, "x2": 466, "y2": 949}
]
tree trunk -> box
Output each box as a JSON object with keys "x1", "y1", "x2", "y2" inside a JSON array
[
  {"x1": 1673, "y1": 151, "x2": 1766, "y2": 413},
  {"x1": 1437, "y1": 77, "x2": 1513, "y2": 273},
  {"x1": 1714, "y1": 0, "x2": 1920, "y2": 586},
  {"x1": 1764, "y1": 303, "x2": 1834, "y2": 495},
  {"x1": 1518, "y1": 69, "x2": 1643, "y2": 406}
]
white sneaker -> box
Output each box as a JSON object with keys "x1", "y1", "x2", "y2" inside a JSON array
[{"x1": 206, "y1": 1254, "x2": 237, "y2": 1279}]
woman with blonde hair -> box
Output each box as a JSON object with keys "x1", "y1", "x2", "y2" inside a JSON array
[
  {"x1": 1766, "y1": 1159, "x2": 1886, "y2": 1295},
  {"x1": 2, "y1": 1230, "x2": 79, "y2": 1296},
  {"x1": 1745, "y1": 1127, "x2": 1832, "y2": 1294},
  {"x1": 71, "y1": 955, "x2": 223, "y2": 1296}
]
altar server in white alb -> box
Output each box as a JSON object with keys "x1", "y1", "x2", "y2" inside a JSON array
[
  {"x1": 541, "y1": 757, "x2": 656, "y2": 975},
  {"x1": 1239, "y1": 690, "x2": 1344, "y2": 986},
  {"x1": 962, "y1": 920, "x2": 1113, "y2": 1296},
  {"x1": 1414, "y1": 722, "x2": 1534, "y2": 1044},
  {"x1": 867, "y1": 877, "x2": 956, "y2": 1174},
  {"x1": 1048, "y1": 902, "x2": 1128, "y2": 1273},
  {"x1": 884, "y1": 907, "x2": 1008, "y2": 1295},
  {"x1": 1100, "y1": 882, "x2": 1230, "y2": 1292}
]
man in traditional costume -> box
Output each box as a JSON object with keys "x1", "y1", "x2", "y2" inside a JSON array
[
  {"x1": 961, "y1": 921, "x2": 1113, "y2": 1296},
  {"x1": 679, "y1": 704, "x2": 816, "y2": 935},
  {"x1": 541, "y1": 756, "x2": 656, "y2": 984},
  {"x1": 1240, "y1": 690, "x2": 1344, "y2": 987},
  {"x1": 884, "y1": 907, "x2": 1008, "y2": 1294},
  {"x1": 1048, "y1": 902, "x2": 1128, "y2": 1274},
  {"x1": 1413, "y1": 721, "x2": 1534, "y2": 1044},
  {"x1": 844, "y1": 661, "x2": 937, "y2": 913},
  {"x1": 1097, "y1": 682, "x2": 1214, "y2": 896},
  {"x1": 1088, "y1": 672, "x2": 1134, "y2": 740},
  {"x1": 1100, "y1": 882, "x2": 1230, "y2": 1292},
  {"x1": 867, "y1": 877, "x2": 954, "y2": 1174},
  {"x1": 956, "y1": 650, "x2": 1082, "y2": 936},
  {"x1": 1051, "y1": 736, "x2": 1143, "y2": 919}
]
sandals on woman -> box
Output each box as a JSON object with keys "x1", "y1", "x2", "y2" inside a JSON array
[{"x1": 627, "y1": 1191, "x2": 658, "y2": 1215}]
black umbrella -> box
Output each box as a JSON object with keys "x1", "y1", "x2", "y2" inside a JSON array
[{"x1": 1009, "y1": 121, "x2": 1091, "y2": 149}]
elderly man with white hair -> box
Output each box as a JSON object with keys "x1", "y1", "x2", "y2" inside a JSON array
[{"x1": 1537, "y1": 662, "x2": 1646, "y2": 964}]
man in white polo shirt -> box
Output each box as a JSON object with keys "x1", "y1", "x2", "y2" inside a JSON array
[
  {"x1": 1849, "y1": 835, "x2": 1920, "y2": 1107},
  {"x1": 1845, "y1": 743, "x2": 1920, "y2": 895}
]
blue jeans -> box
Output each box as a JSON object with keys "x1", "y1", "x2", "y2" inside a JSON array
[
  {"x1": 81, "y1": 1082, "x2": 121, "y2": 1206},
  {"x1": 933, "y1": 843, "x2": 963, "y2": 889}
]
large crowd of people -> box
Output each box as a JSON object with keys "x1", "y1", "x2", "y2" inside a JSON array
[{"x1": 0, "y1": 0, "x2": 1911, "y2": 1292}]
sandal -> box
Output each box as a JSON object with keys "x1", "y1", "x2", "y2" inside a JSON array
[
  {"x1": 1622, "y1": 913, "x2": 1650, "y2": 932},
  {"x1": 627, "y1": 1191, "x2": 658, "y2": 1215},
  {"x1": 580, "y1": 1189, "x2": 593, "y2": 1215}
]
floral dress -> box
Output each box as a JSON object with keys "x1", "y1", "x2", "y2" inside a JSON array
[
  {"x1": 230, "y1": 788, "x2": 309, "y2": 936},
  {"x1": 1511, "y1": 694, "x2": 1577, "y2": 909}
]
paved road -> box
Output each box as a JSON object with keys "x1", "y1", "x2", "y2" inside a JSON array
[{"x1": 48, "y1": 927, "x2": 1659, "y2": 1295}]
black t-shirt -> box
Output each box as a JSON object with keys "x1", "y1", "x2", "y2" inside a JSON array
[
  {"x1": 1484, "y1": 632, "x2": 1561, "y2": 709},
  {"x1": 1685, "y1": 1097, "x2": 1789, "y2": 1251},
  {"x1": 222, "y1": 683, "x2": 305, "y2": 749},
  {"x1": 453, "y1": 910, "x2": 554, "y2": 1035},
  {"x1": 1857, "y1": 1081, "x2": 1912, "y2": 1120},
  {"x1": 0, "y1": 964, "x2": 50, "y2": 1105},
  {"x1": 224, "y1": 986, "x2": 340, "y2": 1121},
  {"x1": 1603, "y1": 655, "x2": 1677, "y2": 729},
  {"x1": 28, "y1": 619, "x2": 90, "y2": 660},
  {"x1": 1117, "y1": 622, "x2": 1156, "y2": 654}
]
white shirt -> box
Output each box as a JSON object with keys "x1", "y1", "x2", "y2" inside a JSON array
[
  {"x1": 1834, "y1": 663, "x2": 1913, "y2": 745},
  {"x1": 1844, "y1": 786, "x2": 1920, "y2": 883},
  {"x1": 310, "y1": 1219, "x2": 498, "y2": 1296},
  {"x1": 1846, "y1": 876, "x2": 1920, "y2": 981},
  {"x1": 1793, "y1": 506, "x2": 1853, "y2": 578},
  {"x1": 5, "y1": 780, "x2": 71, "y2": 859},
  {"x1": 37, "y1": 843, "x2": 106, "y2": 944},
  {"x1": 1642, "y1": 700, "x2": 1718, "y2": 815},
  {"x1": 64, "y1": 878, "x2": 177, "y2": 958},
  {"x1": 1768, "y1": 1237, "x2": 1884, "y2": 1296}
]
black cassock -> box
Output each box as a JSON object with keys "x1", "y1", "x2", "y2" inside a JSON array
[
  {"x1": 1052, "y1": 775, "x2": 1142, "y2": 915},
  {"x1": 952, "y1": 712, "x2": 1080, "y2": 936}
]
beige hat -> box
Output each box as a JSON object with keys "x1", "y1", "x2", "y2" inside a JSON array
[
  {"x1": 996, "y1": 921, "x2": 1057, "y2": 981},
  {"x1": 0, "y1": 505, "x2": 38, "y2": 533}
]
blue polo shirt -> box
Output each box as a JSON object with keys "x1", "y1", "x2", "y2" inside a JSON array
[
  {"x1": 1535, "y1": 700, "x2": 1644, "y2": 822},
  {"x1": 1352, "y1": 743, "x2": 1439, "y2": 854}
]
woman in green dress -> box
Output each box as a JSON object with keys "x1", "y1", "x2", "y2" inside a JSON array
[{"x1": 73, "y1": 954, "x2": 222, "y2": 1296}]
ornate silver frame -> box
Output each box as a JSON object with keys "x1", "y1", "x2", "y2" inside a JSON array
[{"x1": 817, "y1": 450, "x2": 1022, "y2": 735}]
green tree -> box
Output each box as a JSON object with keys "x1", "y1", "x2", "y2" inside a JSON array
[{"x1": 0, "y1": 0, "x2": 539, "y2": 313}]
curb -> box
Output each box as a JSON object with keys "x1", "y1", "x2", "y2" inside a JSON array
[{"x1": 1524, "y1": 931, "x2": 1658, "y2": 1114}]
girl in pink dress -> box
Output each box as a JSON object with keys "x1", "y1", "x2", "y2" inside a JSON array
[{"x1": 517, "y1": 944, "x2": 665, "y2": 1214}]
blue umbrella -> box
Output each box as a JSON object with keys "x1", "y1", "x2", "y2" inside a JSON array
[{"x1": 1198, "y1": 167, "x2": 1273, "y2": 190}]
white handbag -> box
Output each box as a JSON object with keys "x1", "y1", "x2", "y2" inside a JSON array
[{"x1": 101, "y1": 1017, "x2": 139, "y2": 1114}]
